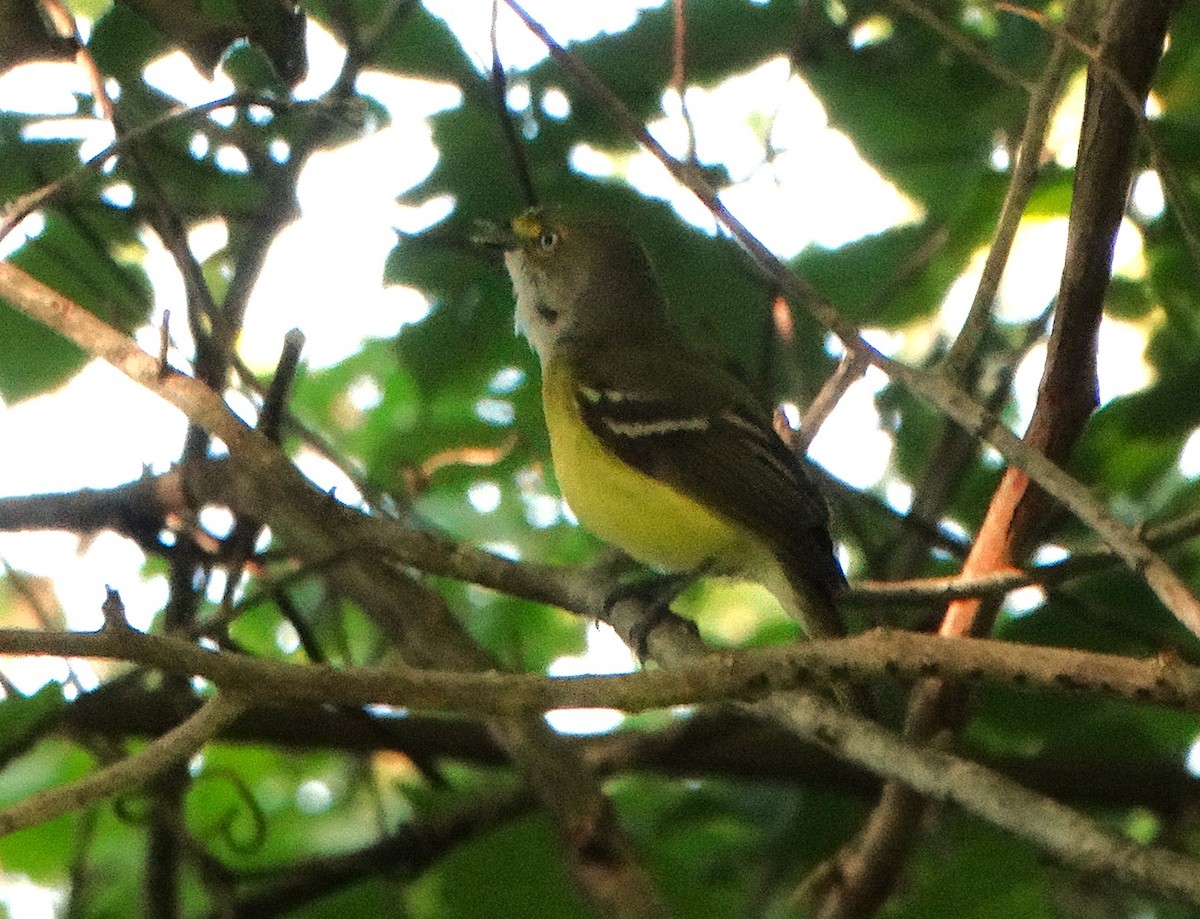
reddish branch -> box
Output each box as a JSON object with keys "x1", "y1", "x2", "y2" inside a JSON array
[{"x1": 820, "y1": 1, "x2": 1181, "y2": 916}]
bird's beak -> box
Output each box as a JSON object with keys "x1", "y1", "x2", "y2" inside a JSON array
[{"x1": 471, "y1": 218, "x2": 519, "y2": 252}]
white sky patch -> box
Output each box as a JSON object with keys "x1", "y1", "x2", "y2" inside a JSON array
[
  {"x1": 885, "y1": 480, "x2": 913, "y2": 514},
  {"x1": 1186, "y1": 735, "x2": 1200, "y2": 779},
  {"x1": 237, "y1": 83, "x2": 452, "y2": 369},
  {"x1": 1048, "y1": 68, "x2": 1087, "y2": 168},
  {"x1": 1034, "y1": 543, "x2": 1069, "y2": 565},
  {"x1": 541, "y1": 87, "x2": 571, "y2": 119},
  {"x1": 101, "y1": 181, "x2": 135, "y2": 207},
  {"x1": 198, "y1": 505, "x2": 235, "y2": 540},
  {"x1": 1010, "y1": 341, "x2": 1047, "y2": 437},
  {"x1": 275, "y1": 619, "x2": 301, "y2": 655},
  {"x1": 145, "y1": 51, "x2": 235, "y2": 106},
  {"x1": 617, "y1": 57, "x2": 918, "y2": 255},
  {"x1": 0, "y1": 529, "x2": 164, "y2": 637},
  {"x1": 475, "y1": 397, "x2": 515, "y2": 425},
  {"x1": 467, "y1": 480, "x2": 502, "y2": 514},
  {"x1": 1002, "y1": 584, "x2": 1046, "y2": 618},
  {"x1": 489, "y1": 366, "x2": 526, "y2": 393},
  {"x1": 347, "y1": 374, "x2": 384, "y2": 412},
  {"x1": 295, "y1": 778, "x2": 335, "y2": 814},
  {"x1": 482, "y1": 541, "x2": 521, "y2": 561},
  {"x1": 1131, "y1": 170, "x2": 1165, "y2": 221},
  {"x1": 0, "y1": 61, "x2": 88, "y2": 113},
  {"x1": 0, "y1": 361, "x2": 188, "y2": 495},
  {"x1": 0, "y1": 876, "x2": 63, "y2": 919},
  {"x1": 808, "y1": 364, "x2": 893, "y2": 490},
  {"x1": 294, "y1": 20, "x2": 347, "y2": 101},
  {"x1": 1178, "y1": 428, "x2": 1200, "y2": 478},
  {"x1": 0, "y1": 212, "x2": 45, "y2": 260},
  {"x1": 1097, "y1": 315, "x2": 1155, "y2": 402},
  {"x1": 426, "y1": 0, "x2": 662, "y2": 72},
  {"x1": 215, "y1": 144, "x2": 250, "y2": 173},
  {"x1": 522, "y1": 493, "x2": 561, "y2": 529},
  {"x1": 292, "y1": 447, "x2": 365, "y2": 508},
  {"x1": 545, "y1": 622, "x2": 636, "y2": 735}
]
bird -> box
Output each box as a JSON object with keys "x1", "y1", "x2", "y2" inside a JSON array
[{"x1": 492, "y1": 207, "x2": 846, "y2": 644}]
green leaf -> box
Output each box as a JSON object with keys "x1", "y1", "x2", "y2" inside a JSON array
[
  {"x1": 0, "y1": 684, "x2": 65, "y2": 764},
  {"x1": 367, "y1": 3, "x2": 481, "y2": 87},
  {"x1": 0, "y1": 210, "x2": 151, "y2": 401}
]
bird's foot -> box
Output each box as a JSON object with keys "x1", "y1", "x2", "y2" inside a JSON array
[{"x1": 602, "y1": 573, "x2": 698, "y2": 659}]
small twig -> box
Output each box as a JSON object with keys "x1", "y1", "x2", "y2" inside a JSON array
[
  {"x1": 887, "y1": 0, "x2": 1034, "y2": 92},
  {"x1": 39, "y1": 0, "x2": 109, "y2": 120},
  {"x1": 100, "y1": 586, "x2": 130, "y2": 632},
  {"x1": 0, "y1": 692, "x2": 243, "y2": 838},
  {"x1": 671, "y1": 0, "x2": 698, "y2": 163},
  {"x1": 490, "y1": 0, "x2": 538, "y2": 207},
  {"x1": 942, "y1": 16, "x2": 1076, "y2": 377},
  {"x1": 157, "y1": 309, "x2": 173, "y2": 379},
  {"x1": 258, "y1": 329, "x2": 306, "y2": 445},
  {"x1": 794, "y1": 350, "x2": 870, "y2": 453},
  {"x1": 0, "y1": 94, "x2": 267, "y2": 249},
  {"x1": 996, "y1": 0, "x2": 1200, "y2": 323}
]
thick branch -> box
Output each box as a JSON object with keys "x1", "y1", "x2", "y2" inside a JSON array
[
  {"x1": 2, "y1": 626, "x2": 1198, "y2": 719},
  {"x1": 7, "y1": 623, "x2": 1200, "y2": 902},
  {"x1": 68, "y1": 689, "x2": 1200, "y2": 812}
]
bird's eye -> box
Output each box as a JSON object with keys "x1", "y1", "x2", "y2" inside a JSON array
[
  {"x1": 537, "y1": 305, "x2": 559, "y2": 323},
  {"x1": 539, "y1": 231, "x2": 558, "y2": 251}
]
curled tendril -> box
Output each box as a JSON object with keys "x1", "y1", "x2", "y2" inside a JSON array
[{"x1": 190, "y1": 767, "x2": 268, "y2": 855}]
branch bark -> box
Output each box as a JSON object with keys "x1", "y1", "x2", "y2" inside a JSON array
[
  {"x1": 2, "y1": 626, "x2": 1198, "y2": 717},
  {"x1": 0, "y1": 692, "x2": 243, "y2": 838}
]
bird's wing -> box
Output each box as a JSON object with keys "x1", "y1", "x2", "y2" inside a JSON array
[{"x1": 568, "y1": 341, "x2": 845, "y2": 600}]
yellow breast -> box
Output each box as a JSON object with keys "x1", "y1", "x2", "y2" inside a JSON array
[{"x1": 542, "y1": 358, "x2": 751, "y2": 573}]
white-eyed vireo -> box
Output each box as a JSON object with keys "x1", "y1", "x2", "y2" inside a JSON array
[{"x1": 496, "y1": 208, "x2": 845, "y2": 641}]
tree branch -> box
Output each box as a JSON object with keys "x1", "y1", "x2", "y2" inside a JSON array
[
  {"x1": 5, "y1": 622, "x2": 1200, "y2": 902},
  {"x1": 1, "y1": 625, "x2": 1197, "y2": 724},
  {"x1": 0, "y1": 692, "x2": 243, "y2": 838},
  {"x1": 66, "y1": 687, "x2": 1200, "y2": 812}
]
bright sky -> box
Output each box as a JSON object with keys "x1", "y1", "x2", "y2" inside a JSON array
[{"x1": 0, "y1": 4, "x2": 1182, "y2": 906}]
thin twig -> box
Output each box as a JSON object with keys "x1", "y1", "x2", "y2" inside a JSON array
[
  {"x1": 887, "y1": 0, "x2": 1034, "y2": 91},
  {"x1": 942, "y1": 18, "x2": 1076, "y2": 376},
  {"x1": 671, "y1": 0, "x2": 697, "y2": 163},
  {"x1": 794, "y1": 350, "x2": 870, "y2": 453},
  {"x1": 996, "y1": 1, "x2": 1200, "y2": 349},
  {"x1": 0, "y1": 94, "x2": 268, "y2": 249},
  {"x1": 0, "y1": 692, "x2": 243, "y2": 837},
  {"x1": 490, "y1": 0, "x2": 538, "y2": 207},
  {"x1": 258, "y1": 329, "x2": 306, "y2": 445}
]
